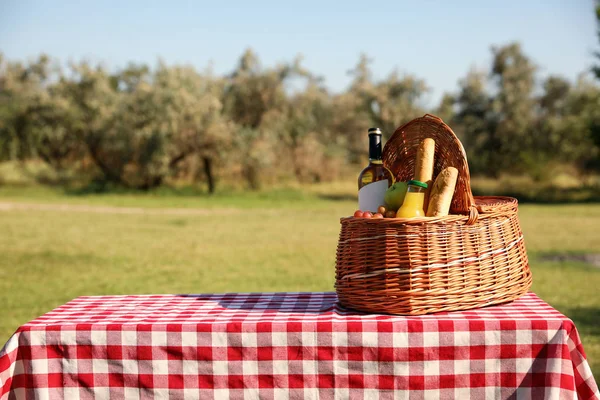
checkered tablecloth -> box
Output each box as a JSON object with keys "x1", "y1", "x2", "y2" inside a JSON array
[{"x1": 0, "y1": 292, "x2": 597, "y2": 399}]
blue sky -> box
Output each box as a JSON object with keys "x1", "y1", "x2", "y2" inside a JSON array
[{"x1": 0, "y1": 0, "x2": 597, "y2": 105}]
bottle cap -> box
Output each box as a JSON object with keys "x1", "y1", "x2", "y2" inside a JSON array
[
  {"x1": 368, "y1": 127, "x2": 382, "y2": 135},
  {"x1": 408, "y1": 179, "x2": 428, "y2": 188}
]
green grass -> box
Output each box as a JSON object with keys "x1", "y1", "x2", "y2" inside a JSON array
[
  {"x1": 0, "y1": 184, "x2": 336, "y2": 209},
  {"x1": 0, "y1": 185, "x2": 599, "y2": 379}
]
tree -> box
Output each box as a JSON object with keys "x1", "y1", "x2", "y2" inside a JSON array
[
  {"x1": 327, "y1": 55, "x2": 376, "y2": 165},
  {"x1": 145, "y1": 64, "x2": 230, "y2": 192},
  {"x1": 589, "y1": 2, "x2": 600, "y2": 171},
  {"x1": 0, "y1": 53, "x2": 54, "y2": 161},
  {"x1": 277, "y1": 80, "x2": 335, "y2": 182},
  {"x1": 346, "y1": 54, "x2": 428, "y2": 137},
  {"x1": 108, "y1": 63, "x2": 229, "y2": 191},
  {"x1": 57, "y1": 61, "x2": 124, "y2": 185},
  {"x1": 342, "y1": 54, "x2": 429, "y2": 170},
  {"x1": 29, "y1": 84, "x2": 85, "y2": 173},
  {"x1": 225, "y1": 49, "x2": 294, "y2": 129},
  {"x1": 452, "y1": 68, "x2": 493, "y2": 175},
  {"x1": 369, "y1": 70, "x2": 429, "y2": 136},
  {"x1": 329, "y1": 91, "x2": 372, "y2": 165},
  {"x1": 536, "y1": 76, "x2": 571, "y2": 159},
  {"x1": 560, "y1": 75, "x2": 600, "y2": 172},
  {"x1": 3, "y1": 44, "x2": 600, "y2": 190},
  {"x1": 489, "y1": 43, "x2": 537, "y2": 176},
  {"x1": 231, "y1": 126, "x2": 275, "y2": 190},
  {"x1": 347, "y1": 54, "x2": 374, "y2": 95},
  {"x1": 224, "y1": 49, "x2": 303, "y2": 189},
  {"x1": 435, "y1": 93, "x2": 455, "y2": 123}
]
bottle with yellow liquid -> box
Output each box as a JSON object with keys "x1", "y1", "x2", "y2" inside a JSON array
[{"x1": 396, "y1": 180, "x2": 428, "y2": 218}]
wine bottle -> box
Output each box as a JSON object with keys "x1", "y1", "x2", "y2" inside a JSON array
[{"x1": 357, "y1": 128, "x2": 394, "y2": 212}]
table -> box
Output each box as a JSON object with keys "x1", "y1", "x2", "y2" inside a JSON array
[{"x1": 1, "y1": 292, "x2": 598, "y2": 399}]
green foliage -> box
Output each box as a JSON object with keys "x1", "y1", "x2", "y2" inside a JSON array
[
  {"x1": 0, "y1": 54, "x2": 55, "y2": 161},
  {"x1": 347, "y1": 54, "x2": 429, "y2": 138},
  {"x1": 448, "y1": 43, "x2": 600, "y2": 178},
  {"x1": 490, "y1": 43, "x2": 537, "y2": 174},
  {"x1": 451, "y1": 68, "x2": 493, "y2": 175},
  {"x1": 2, "y1": 36, "x2": 600, "y2": 190}
]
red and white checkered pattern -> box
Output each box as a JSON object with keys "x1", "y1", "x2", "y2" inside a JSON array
[{"x1": 1, "y1": 292, "x2": 598, "y2": 399}]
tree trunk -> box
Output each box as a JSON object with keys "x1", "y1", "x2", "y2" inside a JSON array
[
  {"x1": 137, "y1": 174, "x2": 164, "y2": 191},
  {"x1": 169, "y1": 152, "x2": 187, "y2": 169},
  {"x1": 88, "y1": 146, "x2": 123, "y2": 184},
  {"x1": 203, "y1": 156, "x2": 215, "y2": 194},
  {"x1": 83, "y1": 134, "x2": 124, "y2": 185},
  {"x1": 245, "y1": 164, "x2": 261, "y2": 191}
]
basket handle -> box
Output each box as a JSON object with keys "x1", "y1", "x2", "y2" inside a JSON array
[
  {"x1": 382, "y1": 114, "x2": 478, "y2": 223},
  {"x1": 423, "y1": 113, "x2": 443, "y2": 122}
]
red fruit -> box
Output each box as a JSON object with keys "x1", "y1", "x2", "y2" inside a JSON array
[
  {"x1": 362, "y1": 211, "x2": 373, "y2": 218},
  {"x1": 353, "y1": 210, "x2": 364, "y2": 218},
  {"x1": 372, "y1": 213, "x2": 384, "y2": 218}
]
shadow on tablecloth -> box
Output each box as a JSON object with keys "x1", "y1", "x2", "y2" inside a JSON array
[{"x1": 176, "y1": 293, "x2": 339, "y2": 314}]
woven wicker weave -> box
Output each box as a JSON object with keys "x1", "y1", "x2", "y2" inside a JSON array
[{"x1": 335, "y1": 114, "x2": 532, "y2": 315}]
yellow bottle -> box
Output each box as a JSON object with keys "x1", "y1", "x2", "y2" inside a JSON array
[{"x1": 396, "y1": 180, "x2": 428, "y2": 218}]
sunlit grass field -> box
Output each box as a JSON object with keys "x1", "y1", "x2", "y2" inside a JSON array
[{"x1": 0, "y1": 184, "x2": 598, "y2": 378}]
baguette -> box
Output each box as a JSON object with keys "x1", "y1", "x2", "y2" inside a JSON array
[
  {"x1": 414, "y1": 138, "x2": 435, "y2": 212},
  {"x1": 426, "y1": 167, "x2": 458, "y2": 217}
]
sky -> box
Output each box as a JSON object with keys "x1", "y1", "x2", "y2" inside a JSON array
[{"x1": 0, "y1": 0, "x2": 597, "y2": 105}]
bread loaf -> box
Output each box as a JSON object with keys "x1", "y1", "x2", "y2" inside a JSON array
[
  {"x1": 426, "y1": 167, "x2": 458, "y2": 217},
  {"x1": 414, "y1": 138, "x2": 435, "y2": 212}
]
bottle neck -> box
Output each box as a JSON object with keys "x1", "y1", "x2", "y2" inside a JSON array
[
  {"x1": 368, "y1": 133, "x2": 382, "y2": 162},
  {"x1": 407, "y1": 184, "x2": 425, "y2": 193}
]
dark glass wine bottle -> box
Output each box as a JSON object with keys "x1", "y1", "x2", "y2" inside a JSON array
[{"x1": 357, "y1": 128, "x2": 394, "y2": 212}]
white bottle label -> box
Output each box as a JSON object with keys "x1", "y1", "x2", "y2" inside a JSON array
[{"x1": 358, "y1": 179, "x2": 388, "y2": 212}]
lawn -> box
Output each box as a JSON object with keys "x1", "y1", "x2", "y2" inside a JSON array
[{"x1": 0, "y1": 185, "x2": 598, "y2": 379}]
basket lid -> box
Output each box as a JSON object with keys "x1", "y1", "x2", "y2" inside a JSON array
[{"x1": 382, "y1": 114, "x2": 476, "y2": 216}]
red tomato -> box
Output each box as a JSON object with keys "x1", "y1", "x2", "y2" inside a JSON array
[
  {"x1": 362, "y1": 211, "x2": 373, "y2": 218},
  {"x1": 353, "y1": 210, "x2": 364, "y2": 218},
  {"x1": 372, "y1": 213, "x2": 384, "y2": 218}
]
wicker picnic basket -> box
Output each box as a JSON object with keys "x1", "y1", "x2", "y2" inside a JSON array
[{"x1": 335, "y1": 114, "x2": 532, "y2": 315}]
